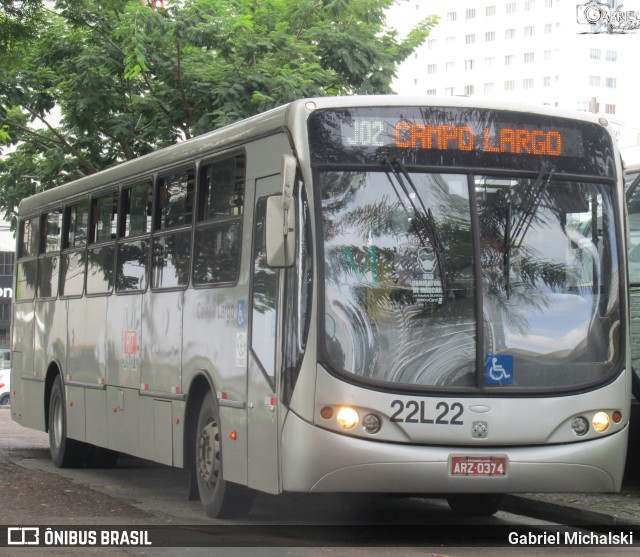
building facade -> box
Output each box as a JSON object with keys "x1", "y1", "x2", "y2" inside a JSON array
[
  {"x1": 0, "y1": 251, "x2": 13, "y2": 350},
  {"x1": 388, "y1": 0, "x2": 640, "y2": 150}
]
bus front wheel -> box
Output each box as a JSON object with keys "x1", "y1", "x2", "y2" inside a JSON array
[
  {"x1": 48, "y1": 376, "x2": 87, "y2": 468},
  {"x1": 195, "y1": 393, "x2": 255, "y2": 518}
]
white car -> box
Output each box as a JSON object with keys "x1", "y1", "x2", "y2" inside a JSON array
[
  {"x1": 0, "y1": 349, "x2": 10, "y2": 406},
  {"x1": 0, "y1": 368, "x2": 9, "y2": 406}
]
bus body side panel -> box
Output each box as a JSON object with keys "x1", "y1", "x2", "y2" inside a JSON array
[
  {"x1": 66, "y1": 297, "x2": 108, "y2": 387},
  {"x1": 106, "y1": 385, "x2": 143, "y2": 457},
  {"x1": 106, "y1": 293, "x2": 143, "y2": 390},
  {"x1": 11, "y1": 300, "x2": 39, "y2": 428},
  {"x1": 65, "y1": 385, "x2": 86, "y2": 441},
  {"x1": 172, "y1": 400, "x2": 185, "y2": 467},
  {"x1": 105, "y1": 292, "x2": 152, "y2": 459},
  {"x1": 137, "y1": 396, "x2": 173, "y2": 465},
  {"x1": 34, "y1": 298, "x2": 68, "y2": 430},
  {"x1": 139, "y1": 291, "x2": 183, "y2": 463},
  {"x1": 34, "y1": 299, "x2": 65, "y2": 378},
  {"x1": 66, "y1": 296, "x2": 108, "y2": 443},
  {"x1": 182, "y1": 285, "x2": 249, "y2": 483},
  {"x1": 14, "y1": 302, "x2": 35, "y2": 381},
  {"x1": 18, "y1": 379, "x2": 46, "y2": 431},
  {"x1": 141, "y1": 291, "x2": 183, "y2": 395},
  {"x1": 85, "y1": 388, "x2": 108, "y2": 448}
]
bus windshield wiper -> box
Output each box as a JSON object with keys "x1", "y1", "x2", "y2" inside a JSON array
[
  {"x1": 503, "y1": 162, "x2": 556, "y2": 297},
  {"x1": 508, "y1": 161, "x2": 556, "y2": 249},
  {"x1": 382, "y1": 158, "x2": 447, "y2": 294}
]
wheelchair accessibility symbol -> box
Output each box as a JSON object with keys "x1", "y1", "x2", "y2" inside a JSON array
[{"x1": 485, "y1": 354, "x2": 514, "y2": 385}]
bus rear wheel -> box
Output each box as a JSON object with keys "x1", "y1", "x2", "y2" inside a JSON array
[
  {"x1": 446, "y1": 494, "x2": 504, "y2": 516},
  {"x1": 195, "y1": 393, "x2": 255, "y2": 518},
  {"x1": 48, "y1": 376, "x2": 87, "y2": 468}
]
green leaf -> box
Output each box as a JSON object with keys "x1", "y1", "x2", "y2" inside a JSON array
[{"x1": 0, "y1": 0, "x2": 438, "y2": 216}]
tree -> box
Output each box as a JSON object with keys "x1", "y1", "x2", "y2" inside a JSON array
[{"x1": 0, "y1": 0, "x2": 438, "y2": 224}]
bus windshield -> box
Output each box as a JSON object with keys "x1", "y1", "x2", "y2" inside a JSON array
[{"x1": 319, "y1": 168, "x2": 620, "y2": 392}]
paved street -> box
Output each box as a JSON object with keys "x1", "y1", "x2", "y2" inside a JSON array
[{"x1": 2, "y1": 408, "x2": 640, "y2": 556}]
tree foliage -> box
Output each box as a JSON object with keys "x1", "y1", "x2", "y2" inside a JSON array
[{"x1": 0, "y1": 0, "x2": 437, "y2": 223}]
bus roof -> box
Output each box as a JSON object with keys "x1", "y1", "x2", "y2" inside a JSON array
[{"x1": 18, "y1": 95, "x2": 612, "y2": 216}]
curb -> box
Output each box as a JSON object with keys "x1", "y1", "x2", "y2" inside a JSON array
[{"x1": 503, "y1": 494, "x2": 640, "y2": 527}]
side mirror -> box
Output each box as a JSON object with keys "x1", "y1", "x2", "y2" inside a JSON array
[{"x1": 266, "y1": 155, "x2": 297, "y2": 267}]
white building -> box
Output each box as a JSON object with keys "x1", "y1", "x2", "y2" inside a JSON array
[{"x1": 388, "y1": 0, "x2": 640, "y2": 153}]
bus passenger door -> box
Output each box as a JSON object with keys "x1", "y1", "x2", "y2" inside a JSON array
[{"x1": 246, "y1": 175, "x2": 283, "y2": 494}]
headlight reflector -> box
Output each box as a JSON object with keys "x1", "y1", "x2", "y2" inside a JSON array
[
  {"x1": 571, "y1": 416, "x2": 589, "y2": 436},
  {"x1": 362, "y1": 413, "x2": 381, "y2": 434}
]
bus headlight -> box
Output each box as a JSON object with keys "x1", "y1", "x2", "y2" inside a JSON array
[
  {"x1": 592, "y1": 411, "x2": 610, "y2": 433},
  {"x1": 336, "y1": 407, "x2": 359, "y2": 430},
  {"x1": 571, "y1": 416, "x2": 589, "y2": 436}
]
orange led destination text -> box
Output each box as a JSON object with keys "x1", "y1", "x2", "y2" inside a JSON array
[{"x1": 394, "y1": 123, "x2": 563, "y2": 156}]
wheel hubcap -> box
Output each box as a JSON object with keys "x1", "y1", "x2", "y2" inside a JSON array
[
  {"x1": 197, "y1": 419, "x2": 220, "y2": 486},
  {"x1": 52, "y1": 395, "x2": 62, "y2": 448}
]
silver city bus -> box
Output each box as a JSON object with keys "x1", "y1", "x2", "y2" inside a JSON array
[{"x1": 11, "y1": 96, "x2": 630, "y2": 518}]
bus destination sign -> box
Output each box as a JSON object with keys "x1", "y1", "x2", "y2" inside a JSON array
[
  {"x1": 341, "y1": 117, "x2": 585, "y2": 158},
  {"x1": 309, "y1": 106, "x2": 613, "y2": 177}
]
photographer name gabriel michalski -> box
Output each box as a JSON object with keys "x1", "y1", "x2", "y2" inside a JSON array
[{"x1": 509, "y1": 530, "x2": 634, "y2": 546}]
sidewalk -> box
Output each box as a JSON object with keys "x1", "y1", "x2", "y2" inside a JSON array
[
  {"x1": 503, "y1": 403, "x2": 640, "y2": 526},
  {"x1": 504, "y1": 483, "x2": 640, "y2": 526}
]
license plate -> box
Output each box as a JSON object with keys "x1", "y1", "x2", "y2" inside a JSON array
[{"x1": 450, "y1": 456, "x2": 507, "y2": 476}]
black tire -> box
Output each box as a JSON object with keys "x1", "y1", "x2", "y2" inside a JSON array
[
  {"x1": 86, "y1": 445, "x2": 119, "y2": 468},
  {"x1": 446, "y1": 494, "x2": 504, "y2": 516},
  {"x1": 0, "y1": 393, "x2": 9, "y2": 406},
  {"x1": 48, "y1": 376, "x2": 87, "y2": 468},
  {"x1": 195, "y1": 393, "x2": 255, "y2": 518}
]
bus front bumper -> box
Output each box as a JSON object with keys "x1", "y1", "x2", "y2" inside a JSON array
[{"x1": 281, "y1": 411, "x2": 627, "y2": 494}]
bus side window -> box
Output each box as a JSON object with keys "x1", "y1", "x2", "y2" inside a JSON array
[
  {"x1": 152, "y1": 169, "x2": 194, "y2": 289},
  {"x1": 92, "y1": 192, "x2": 118, "y2": 243},
  {"x1": 87, "y1": 191, "x2": 117, "y2": 295},
  {"x1": 117, "y1": 183, "x2": 152, "y2": 292},
  {"x1": 156, "y1": 169, "x2": 195, "y2": 230},
  {"x1": 19, "y1": 217, "x2": 39, "y2": 258},
  {"x1": 198, "y1": 155, "x2": 245, "y2": 219},
  {"x1": 121, "y1": 183, "x2": 152, "y2": 238},
  {"x1": 38, "y1": 209, "x2": 63, "y2": 299},
  {"x1": 16, "y1": 217, "x2": 39, "y2": 301},
  {"x1": 61, "y1": 200, "x2": 89, "y2": 297},
  {"x1": 193, "y1": 154, "x2": 245, "y2": 285}
]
